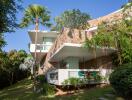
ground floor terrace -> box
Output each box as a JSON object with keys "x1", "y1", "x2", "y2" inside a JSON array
[{"x1": 45, "y1": 43, "x2": 116, "y2": 85}]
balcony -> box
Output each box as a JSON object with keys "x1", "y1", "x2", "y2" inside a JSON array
[
  {"x1": 47, "y1": 69, "x2": 113, "y2": 85},
  {"x1": 29, "y1": 43, "x2": 52, "y2": 53}
]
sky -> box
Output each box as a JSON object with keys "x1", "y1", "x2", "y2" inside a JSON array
[{"x1": 3, "y1": 0, "x2": 128, "y2": 53}]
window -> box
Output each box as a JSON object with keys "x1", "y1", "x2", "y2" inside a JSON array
[
  {"x1": 50, "y1": 72, "x2": 58, "y2": 80},
  {"x1": 36, "y1": 45, "x2": 43, "y2": 50}
]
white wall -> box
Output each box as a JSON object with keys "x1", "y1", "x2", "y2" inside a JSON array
[
  {"x1": 47, "y1": 69, "x2": 113, "y2": 85},
  {"x1": 30, "y1": 44, "x2": 49, "y2": 52}
]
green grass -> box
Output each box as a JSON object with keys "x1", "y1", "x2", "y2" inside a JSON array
[{"x1": 0, "y1": 78, "x2": 124, "y2": 100}]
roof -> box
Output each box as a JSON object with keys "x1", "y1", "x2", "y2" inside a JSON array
[{"x1": 88, "y1": 9, "x2": 123, "y2": 27}]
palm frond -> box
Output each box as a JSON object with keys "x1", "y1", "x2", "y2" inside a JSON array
[{"x1": 20, "y1": 4, "x2": 51, "y2": 28}]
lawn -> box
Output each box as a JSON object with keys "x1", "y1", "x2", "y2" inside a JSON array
[{"x1": 0, "y1": 78, "x2": 124, "y2": 100}]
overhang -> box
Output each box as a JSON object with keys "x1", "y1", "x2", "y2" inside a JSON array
[
  {"x1": 49, "y1": 43, "x2": 116, "y2": 62},
  {"x1": 28, "y1": 30, "x2": 59, "y2": 43}
]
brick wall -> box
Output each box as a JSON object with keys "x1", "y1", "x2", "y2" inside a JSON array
[
  {"x1": 79, "y1": 55, "x2": 113, "y2": 69},
  {"x1": 38, "y1": 9, "x2": 123, "y2": 74}
]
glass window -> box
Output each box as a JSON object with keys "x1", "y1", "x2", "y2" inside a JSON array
[{"x1": 50, "y1": 72, "x2": 58, "y2": 80}]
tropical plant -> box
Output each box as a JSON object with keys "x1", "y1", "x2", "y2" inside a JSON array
[
  {"x1": 0, "y1": 50, "x2": 28, "y2": 89},
  {"x1": 84, "y1": 18, "x2": 132, "y2": 65},
  {"x1": 109, "y1": 63, "x2": 132, "y2": 99},
  {"x1": 62, "y1": 77, "x2": 81, "y2": 92},
  {"x1": 42, "y1": 83, "x2": 56, "y2": 95},
  {"x1": 52, "y1": 9, "x2": 90, "y2": 31},
  {"x1": 36, "y1": 75, "x2": 47, "y2": 84},
  {"x1": 20, "y1": 4, "x2": 51, "y2": 91},
  {"x1": 7, "y1": 50, "x2": 28, "y2": 85},
  {"x1": 19, "y1": 55, "x2": 34, "y2": 75}
]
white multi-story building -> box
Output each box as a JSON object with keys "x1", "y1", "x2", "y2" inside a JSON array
[{"x1": 28, "y1": 9, "x2": 123, "y2": 86}]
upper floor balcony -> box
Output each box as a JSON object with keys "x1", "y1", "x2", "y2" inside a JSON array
[
  {"x1": 29, "y1": 43, "x2": 52, "y2": 53},
  {"x1": 28, "y1": 30, "x2": 59, "y2": 44}
]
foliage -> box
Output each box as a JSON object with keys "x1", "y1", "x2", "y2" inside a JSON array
[
  {"x1": 42, "y1": 83, "x2": 56, "y2": 96},
  {"x1": 20, "y1": 4, "x2": 51, "y2": 28},
  {"x1": 62, "y1": 77, "x2": 80, "y2": 86},
  {"x1": 62, "y1": 74, "x2": 104, "y2": 88},
  {"x1": 19, "y1": 55, "x2": 34, "y2": 75},
  {"x1": 36, "y1": 75, "x2": 47, "y2": 84},
  {"x1": 109, "y1": 63, "x2": 132, "y2": 99},
  {"x1": 84, "y1": 18, "x2": 132, "y2": 65},
  {"x1": 36, "y1": 75, "x2": 55, "y2": 95},
  {"x1": 0, "y1": 0, "x2": 22, "y2": 33},
  {"x1": 123, "y1": 2, "x2": 132, "y2": 17},
  {"x1": 0, "y1": 33, "x2": 6, "y2": 50},
  {"x1": 52, "y1": 9, "x2": 90, "y2": 31},
  {"x1": 20, "y1": 4, "x2": 51, "y2": 92},
  {"x1": 0, "y1": 50, "x2": 29, "y2": 89}
]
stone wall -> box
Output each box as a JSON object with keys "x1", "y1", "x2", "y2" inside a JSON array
[
  {"x1": 88, "y1": 9, "x2": 123, "y2": 27},
  {"x1": 39, "y1": 9, "x2": 123, "y2": 74},
  {"x1": 40, "y1": 28, "x2": 94, "y2": 74},
  {"x1": 79, "y1": 55, "x2": 113, "y2": 69}
]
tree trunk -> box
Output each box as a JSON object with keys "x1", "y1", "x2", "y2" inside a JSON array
[
  {"x1": 8, "y1": 72, "x2": 14, "y2": 85},
  {"x1": 117, "y1": 45, "x2": 122, "y2": 65},
  {"x1": 11, "y1": 72, "x2": 14, "y2": 85},
  {"x1": 33, "y1": 17, "x2": 39, "y2": 92},
  {"x1": 115, "y1": 33, "x2": 122, "y2": 65}
]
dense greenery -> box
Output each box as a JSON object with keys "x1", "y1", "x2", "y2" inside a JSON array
[
  {"x1": 0, "y1": 0, "x2": 21, "y2": 33},
  {"x1": 109, "y1": 63, "x2": 132, "y2": 99},
  {"x1": 0, "y1": 33, "x2": 6, "y2": 51},
  {"x1": 0, "y1": 0, "x2": 22, "y2": 50},
  {"x1": 52, "y1": 9, "x2": 90, "y2": 31},
  {"x1": 42, "y1": 83, "x2": 56, "y2": 95},
  {"x1": 36, "y1": 75, "x2": 47, "y2": 84},
  {"x1": 62, "y1": 75, "x2": 103, "y2": 92},
  {"x1": 84, "y1": 3, "x2": 132, "y2": 65},
  {"x1": 36, "y1": 75, "x2": 56, "y2": 95},
  {"x1": 0, "y1": 50, "x2": 29, "y2": 89},
  {"x1": 19, "y1": 55, "x2": 34, "y2": 78},
  {"x1": 84, "y1": 18, "x2": 132, "y2": 65}
]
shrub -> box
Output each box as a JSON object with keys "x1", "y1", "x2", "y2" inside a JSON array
[
  {"x1": 42, "y1": 83, "x2": 56, "y2": 95},
  {"x1": 36, "y1": 75, "x2": 56, "y2": 96},
  {"x1": 36, "y1": 75, "x2": 47, "y2": 84},
  {"x1": 109, "y1": 63, "x2": 132, "y2": 99},
  {"x1": 62, "y1": 77, "x2": 80, "y2": 86},
  {"x1": 62, "y1": 77, "x2": 82, "y2": 92}
]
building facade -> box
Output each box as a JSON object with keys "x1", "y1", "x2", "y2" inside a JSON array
[{"x1": 28, "y1": 9, "x2": 123, "y2": 85}]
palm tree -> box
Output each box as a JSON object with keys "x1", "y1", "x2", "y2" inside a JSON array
[{"x1": 20, "y1": 4, "x2": 51, "y2": 91}]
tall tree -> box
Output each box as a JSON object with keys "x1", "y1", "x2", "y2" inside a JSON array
[
  {"x1": 0, "y1": 0, "x2": 22, "y2": 50},
  {"x1": 52, "y1": 9, "x2": 91, "y2": 31},
  {"x1": 20, "y1": 4, "x2": 51, "y2": 91},
  {"x1": 0, "y1": 0, "x2": 22, "y2": 33},
  {"x1": 0, "y1": 50, "x2": 28, "y2": 88},
  {"x1": 7, "y1": 50, "x2": 27, "y2": 85}
]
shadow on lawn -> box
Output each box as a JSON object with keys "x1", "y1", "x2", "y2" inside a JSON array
[
  {"x1": 0, "y1": 78, "x2": 34, "y2": 100},
  {"x1": 0, "y1": 78, "x2": 124, "y2": 100}
]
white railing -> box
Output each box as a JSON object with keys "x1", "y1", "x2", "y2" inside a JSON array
[
  {"x1": 47, "y1": 69, "x2": 113, "y2": 85},
  {"x1": 30, "y1": 44, "x2": 52, "y2": 53}
]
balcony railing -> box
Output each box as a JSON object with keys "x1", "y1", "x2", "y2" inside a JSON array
[
  {"x1": 29, "y1": 44, "x2": 52, "y2": 53},
  {"x1": 47, "y1": 69, "x2": 113, "y2": 85}
]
